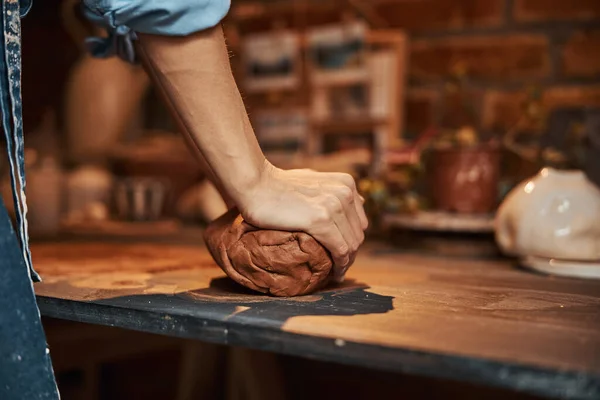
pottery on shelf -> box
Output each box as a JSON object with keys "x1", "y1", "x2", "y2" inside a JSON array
[
  {"x1": 114, "y1": 178, "x2": 168, "y2": 222},
  {"x1": 64, "y1": 53, "x2": 149, "y2": 164},
  {"x1": 65, "y1": 165, "x2": 113, "y2": 223},
  {"x1": 109, "y1": 134, "x2": 204, "y2": 216},
  {"x1": 427, "y1": 146, "x2": 501, "y2": 214},
  {"x1": 495, "y1": 167, "x2": 600, "y2": 279}
]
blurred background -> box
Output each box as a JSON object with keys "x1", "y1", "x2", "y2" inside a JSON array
[
  {"x1": 7, "y1": 0, "x2": 600, "y2": 245},
  {"x1": 3, "y1": 0, "x2": 600, "y2": 398}
]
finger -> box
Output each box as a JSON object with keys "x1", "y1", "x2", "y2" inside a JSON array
[
  {"x1": 355, "y1": 193, "x2": 369, "y2": 230},
  {"x1": 309, "y1": 196, "x2": 355, "y2": 270},
  {"x1": 333, "y1": 251, "x2": 356, "y2": 283},
  {"x1": 324, "y1": 173, "x2": 368, "y2": 230},
  {"x1": 309, "y1": 222, "x2": 350, "y2": 271},
  {"x1": 332, "y1": 210, "x2": 358, "y2": 269},
  {"x1": 345, "y1": 204, "x2": 364, "y2": 246},
  {"x1": 330, "y1": 185, "x2": 363, "y2": 246},
  {"x1": 326, "y1": 198, "x2": 359, "y2": 275}
]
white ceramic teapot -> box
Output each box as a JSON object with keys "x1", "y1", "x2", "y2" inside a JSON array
[{"x1": 495, "y1": 167, "x2": 600, "y2": 279}]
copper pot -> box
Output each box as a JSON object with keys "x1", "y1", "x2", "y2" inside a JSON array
[{"x1": 427, "y1": 146, "x2": 501, "y2": 214}]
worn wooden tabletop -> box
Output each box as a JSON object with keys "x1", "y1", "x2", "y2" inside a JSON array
[{"x1": 32, "y1": 240, "x2": 600, "y2": 400}]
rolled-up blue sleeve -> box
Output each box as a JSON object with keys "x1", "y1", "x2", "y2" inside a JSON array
[{"x1": 82, "y1": 0, "x2": 231, "y2": 62}]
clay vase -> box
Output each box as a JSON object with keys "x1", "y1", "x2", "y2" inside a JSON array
[
  {"x1": 496, "y1": 168, "x2": 600, "y2": 261},
  {"x1": 64, "y1": 53, "x2": 149, "y2": 164},
  {"x1": 427, "y1": 146, "x2": 501, "y2": 214}
]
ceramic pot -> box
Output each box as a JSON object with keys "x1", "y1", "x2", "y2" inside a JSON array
[
  {"x1": 65, "y1": 165, "x2": 113, "y2": 222},
  {"x1": 427, "y1": 146, "x2": 501, "y2": 214},
  {"x1": 109, "y1": 134, "x2": 204, "y2": 216},
  {"x1": 110, "y1": 157, "x2": 202, "y2": 216},
  {"x1": 495, "y1": 168, "x2": 600, "y2": 263},
  {"x1": 114, "y1": 178, "x2": 168, "y2": 221}
]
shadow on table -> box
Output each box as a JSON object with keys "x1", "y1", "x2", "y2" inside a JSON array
[
  {"x1": 181, "y1": 277, "x2": 395, "y2": 327},
  {"x1": 96, "y1": 277, "x2": 394, "y2": 329}
]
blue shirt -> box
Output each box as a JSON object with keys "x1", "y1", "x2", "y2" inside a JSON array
[
  {"x1": 82, "y1": 0, "x2": 231, "y2": 62},
  {"x1": 2, "y1": 0, "x2": 230, "y2": 280},
  {"x1": 1, "y1": 0, "x2": 230, "y2": 281}
]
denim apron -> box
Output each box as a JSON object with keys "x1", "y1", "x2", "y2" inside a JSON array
[{"x1": 0, "y1": 0, "x2": 59, "y2": 398}]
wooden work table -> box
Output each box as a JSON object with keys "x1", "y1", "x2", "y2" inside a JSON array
[{"x1": 32, "y1": 239, "x2": 600, "y2": 400}]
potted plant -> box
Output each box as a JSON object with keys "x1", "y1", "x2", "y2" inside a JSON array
[{"x1": 424, "y1": 64, "x2": 501, "y2": 214}]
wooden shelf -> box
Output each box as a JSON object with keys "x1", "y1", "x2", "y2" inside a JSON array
[
  {"x1": 236, "y1": 24, "x2": 408, "y2": 174},
  {"x1": 244, "y1": 76, "x2": 300, "y2": 93},
  {"x1": 383, "y1": 211, "x2": 495, "y2": 233},
  {"x1": 309, "y1": 68, "x2": 370, "y2": 87},
  {"x1": 312, "y1": 116, "x2": 388, "y2": 133}
]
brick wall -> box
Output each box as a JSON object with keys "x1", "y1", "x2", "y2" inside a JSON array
[
  {"x1": 389, "y1": 0, "x2": 600, "y2": 136},
  {"x1": 232, "y1": 0, "x2": 600, "y2": 138}
]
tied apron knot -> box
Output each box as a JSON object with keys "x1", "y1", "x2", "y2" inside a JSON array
[{"x1": 1, "y1": 0, "x2": 37, "y2": 281}]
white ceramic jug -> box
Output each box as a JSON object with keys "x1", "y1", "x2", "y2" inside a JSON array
[{"x1": 495, "y1": 167, "x2": 600, "y2": 278}]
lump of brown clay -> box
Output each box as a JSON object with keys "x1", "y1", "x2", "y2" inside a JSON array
[{"x1": 204, "y1": 209, "x2": 333, "y2": 297}]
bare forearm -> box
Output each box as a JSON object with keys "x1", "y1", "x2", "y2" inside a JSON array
[{"x1": 136, "y1": 26, "x2": 265, "y2": 207}]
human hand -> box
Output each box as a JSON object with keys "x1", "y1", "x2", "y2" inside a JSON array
[{"x1": 238, "y1": 161, "x2": 368, "y2": 281}]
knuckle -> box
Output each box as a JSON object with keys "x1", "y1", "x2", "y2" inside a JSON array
[
  {"x1": 358, "y1": 231, "x2": 365, "y2": 244},
  {"x1": 337, "y1": 244, "x2": 350, "y2": 257},
  {"x1": 338, "y1": 186, "x2": 354, "y2": 204},
  {"x1": 331, "y1": 201, "x2": 344, "y2": 214},
  {"x1": 339, "y1": 173, "x2": 357, "y2": 189},
  {"x1": 323, "y1": 194, "x2": 343, "y2": 213},
  {"x1": 312, "y1": 207, "x2": 331, "y2": 225}
]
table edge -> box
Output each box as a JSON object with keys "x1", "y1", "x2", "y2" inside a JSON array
[{"x1": 37, "y1": 296, "x2": 600, "y2": 400}]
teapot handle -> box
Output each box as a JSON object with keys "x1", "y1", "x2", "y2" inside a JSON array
[{"x1": 494, "y1": 202, "x2": 516, "y2": 255}]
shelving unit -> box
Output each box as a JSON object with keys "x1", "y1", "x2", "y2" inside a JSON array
[
  {"x1": 307, "y1": 29, "x2": 408, "y2": 175},
  {"x1": 234, "y1": 22, "x2": 408, "y2": 175}
]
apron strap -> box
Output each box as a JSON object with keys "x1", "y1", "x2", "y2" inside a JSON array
[
  {"x1": 1, "y1": 0, "x2": 37, "y2": 281},
  {"x1": 19, "y1": 0, "x2": 32, "y2": 16},
  {"x1": 0, "y1": 3, "x2": 59, "y2": 398}
]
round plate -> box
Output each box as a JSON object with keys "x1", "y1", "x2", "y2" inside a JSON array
[{"x1": 521, "y1": 255, "x2": 600, "y2": 280}]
